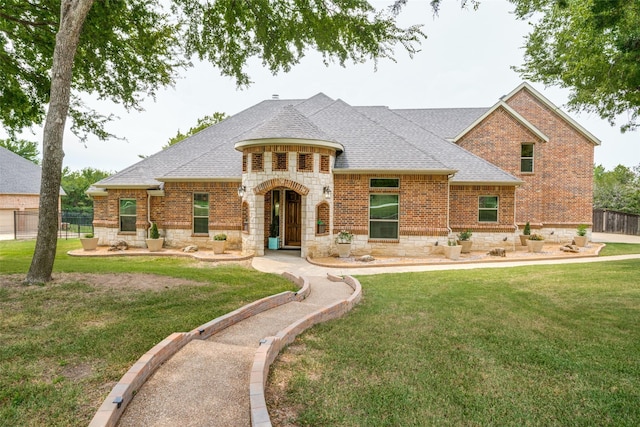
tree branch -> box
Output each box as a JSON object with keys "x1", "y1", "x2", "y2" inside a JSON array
[{"x1": 0, "y1": 11, "x2": 56, "y2": 27}]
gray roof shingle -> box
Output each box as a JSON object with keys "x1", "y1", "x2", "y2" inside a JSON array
[{"x1": 0, "y1": 146, "x2": 43, "y2": 195}]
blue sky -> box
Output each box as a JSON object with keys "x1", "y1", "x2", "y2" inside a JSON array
[{"x1": 14, "y1": 0, "x2": 640, "y2": 172}]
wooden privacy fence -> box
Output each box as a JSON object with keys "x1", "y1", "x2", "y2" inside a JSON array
[{"x1": 593, "y1": 209, "x2": 640, "y2": 235}]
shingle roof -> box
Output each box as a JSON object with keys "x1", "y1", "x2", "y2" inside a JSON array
[
  {"x1": 93, "y1": 92, "x2": 525, "y2": 188},
  {"x1": 0, "y1": 146, "x2": 43, "y2": 194}
]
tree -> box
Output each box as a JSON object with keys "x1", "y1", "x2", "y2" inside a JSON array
[
  {"x1": 593, "y1": 164, "x2": 640, "y2": 214},
  {"x1": 163, "y1": 112, "x2": 228, "y2": 149},
  {"x1": 1, "y1": 1, "x2": 424, "y2": 283},
  {"x1": 0, "y1": 138, "x2": 40, "y2": 164},
  {"x1": 511, "y1": 0, "x2": 640, "y2": 132},
  {"x1": 61, "y1": 167, "x2": 112, "y2": 213}
]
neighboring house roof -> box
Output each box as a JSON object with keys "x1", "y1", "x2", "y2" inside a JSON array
[
  {"x1": 98, "y1": 84, "x2": 599, "y2": 189},
  {"x1": 0, "y1": 146, "x2": 65, "y2": 196}
]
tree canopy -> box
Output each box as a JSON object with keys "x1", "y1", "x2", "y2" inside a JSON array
[
  {"x1": 593, "y1": 164, "x2": 640, "y2": 215},
  {"x1": 0, "y1": 138, "x2": 40, "y2": 164},
  {"x1": 61, "y1": 167, "x2": 112, "y2": 213},
  {"x1": 0, "y1": 0, "x2": 425, "y2": 283},
  {"x1": 511, "y1": 0, "x2": 640, "y2": 132}
]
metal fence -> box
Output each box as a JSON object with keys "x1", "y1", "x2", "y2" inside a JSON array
[
  {"x1": 11, "y1": 210, "x2": 93, "y2": 240},
  {"x1": 592, "y1": 209, "x2": 640, "y2": 236}
]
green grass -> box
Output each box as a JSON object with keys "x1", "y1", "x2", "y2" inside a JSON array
[
  {"x1": 269, "y1": 261, "x2": 640, "y2": 426},
  {"x1": 598, "y1": 242, "x2": 640, "y2": 256},
  {"x1": 0, "y1": 239, "x2": 296, "y2": 426}
]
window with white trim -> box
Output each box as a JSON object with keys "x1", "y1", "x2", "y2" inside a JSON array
[
  {"x1": 193, "y1": 193, "x2": 209, "y2": 234},
  {"x1": 478, "y1": 196, "x2": 498, "y2": 222},
  {"x1": 119, "y1": 199, "x2": 136, "y2": 232},
  {"x1": 521, "y1": 144, "x2": 534, "y2": 173}
]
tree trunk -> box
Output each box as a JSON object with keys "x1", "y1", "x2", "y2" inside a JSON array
[{"x1": 25, "y1": 0, "x2": 94, "y2": 284}]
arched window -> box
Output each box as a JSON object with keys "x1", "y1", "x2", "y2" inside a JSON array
[
  {"x1": 242, "y1": 201, "x2": 250, "y2": 233},
  {"x1": 316, "y1": 201, "x2": 329, "y2": 235}
]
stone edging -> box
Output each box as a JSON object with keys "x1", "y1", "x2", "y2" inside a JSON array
[
  {"x1": 88, "y1": 274, "x2": 309, "y2": 427},
  {"x1": 249, "y1": 273, "x2": 363, "y2": 427}
]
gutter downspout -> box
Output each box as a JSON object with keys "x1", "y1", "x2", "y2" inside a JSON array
[
  {"x1": 446, "y1": 174, "x2": 454, "y2": 240},
  {"x1": 147, "y1": 193, "x2": 152, "y2": 239},
  {"x1": 513, "y1": 194, "x2": 518, "y2": 252}
]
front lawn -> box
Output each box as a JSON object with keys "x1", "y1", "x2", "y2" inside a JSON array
[
  {"x1": 268, "y1": 260, "x2": 640, "y2": 426},
  {"x1": 0, "y1": 239, "x2": 296, "y2": 426}
]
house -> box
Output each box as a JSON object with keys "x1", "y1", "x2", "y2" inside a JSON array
[
  {"x1": 0, "y1": 146, "x2": 64, "y2": 239},
  {"x1": 89, "y1": 83, "x2": 599, "y2": 257}
]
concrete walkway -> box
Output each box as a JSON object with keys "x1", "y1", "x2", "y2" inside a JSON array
[
  {"x1": 116, "y1": 276, "x2": 354, "y2": 427},
  {"x1": 103, "y1": 233, "x2": 639, "y2": 427}
]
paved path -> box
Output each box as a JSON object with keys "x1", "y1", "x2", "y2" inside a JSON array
[{"x1": 117, "y1": 276, "x2": 353, "y2": 427}]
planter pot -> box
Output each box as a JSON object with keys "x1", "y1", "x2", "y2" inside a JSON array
[
  {"x1": 80, "y1": 237, "x2": 99, "y2": 251},
  {"x1": 457, "y1": 240, "x2": 473, "y2": 253},
  {"x1": 317, "y1": 224, "x2": 326, "y2": 234},
  {"x1": 336, "y1": 242, "x2": 351, "y2": 258},
  {"x1": 574, "y1": 235, "x2": 588, "y2": 247},
  {"x1": 268, "y1": 237, "x2": 280, "y2": 250},
  {"x1": 146, "y1": 238, "x2": 164, "y2": 252},
  {"x1": 212, "y1": 240, "x2": 226, "y2": 254},
  {"x1": 443, "y1": 245, "x2": 462, "y2": 260},
  {"x1": 519, "y1": 235, "x2": 529, "y2": 246},
  {"x1": 526, "y1": 239, "x2": 545, "y2": 253}
]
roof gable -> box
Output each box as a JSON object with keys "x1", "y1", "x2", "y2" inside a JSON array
[
  {"x1": 502, "y1": 82, "x2": 601, "y2": 146},
  {"x1": 0, "y1": 146, "x2": 43, "y2": 195}
]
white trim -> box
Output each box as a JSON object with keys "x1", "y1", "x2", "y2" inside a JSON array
[
  {"x1": 450, "y1": 180, "x2": 522, "y2": 186},
  {"x1": 234, "y1": 138, "x2": 344, "y2": 152},
  {"x1": 502, "y1": 82, "x2": 601, "y2": 146},
  {"x1": 453, "y1": 100, "x2": 549, "y2": 143},
  {"x1": 333, "y1": 168, "x2": 457, "y2": 175},
  {"x1": 157, "y1": 177, "x2": 242, "y2": 183}
]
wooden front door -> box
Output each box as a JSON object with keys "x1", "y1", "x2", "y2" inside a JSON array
[{"x1": 285, "y1": 190, "x2": 302, "y2": 246}]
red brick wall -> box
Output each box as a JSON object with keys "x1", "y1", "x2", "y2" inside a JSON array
[
  {"x1": 457, "y1": 88, "x2": 595, "y2": 227},
  {"x1": 333, "y1": 174, "x2": 449, "y2": 237},
  {"x1": 449, "y1": 185, "x2": 516, "y2": 232},
  {"x1": 92, "y1": 189, "x2": 148, "y2": 230}
]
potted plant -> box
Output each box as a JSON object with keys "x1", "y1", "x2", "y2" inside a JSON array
[
  {"x1": 456, "y1": 229, "x2": 473, "y2": 253},
  {"x1": 574, "y1": 224, "x2": 588, "y2": 247},
  {"x1": 443, "y1": 238, "x2": 462, "y2": 260},
  {"x1": 146, "y1": 222, "x2": 164, "y2": 252},
  {"x1": 526, "y1": 233, "x2": 545, "y2": 253},
  {"x1": 317, "y1": 220, "x2": 326, "y2": 234},
  {"x1": 335, "y1": 230, "x2": 353, "y2": 258},
  {"x1": 212, "y1": 233, "x2": 226, "y2": 254},
  {"x1": 268, "y1": 221, "x2": 279, "y2": 250},
  {"x1": 80, "y1": 233, "x2": 99, "y2": 251},
  {"x1": 519, "y1": 221, "x2": 531, "y2": 246}
]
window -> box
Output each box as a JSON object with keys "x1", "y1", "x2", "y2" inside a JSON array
[
  {"x1": 370, "y1": 178, "x2": 399, "y2": 188},
  {"x1": 119, "y1": 199, "x2": 136, "y2": 232},
  {"x1": 478, "y1": 196, "x2": 498, "y2": 222},
  {"x1": 242, "y1": 154, "x2": 247, "y2": 172},
  {"x1": 370, "y1": 194, "x2": 399, "y2": 239},
  {"x1": 193, "y1": 193, "x2": 209, "y2": 234},
  {"x1": 521, "y1": 144, "x2": 534, "y2": 173},
  {"x1": 252, "y1": 153, "x2": 264, "y2": 171},
  {"x1": 273, "y1": 152, "x2": 288, "y2": 171},
  {"x1": 297, "y1": 153, "x2": 313, "y2": 171}
]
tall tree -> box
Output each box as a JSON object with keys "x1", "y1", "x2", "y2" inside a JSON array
[
  {"x1": 0, "y1": 138, "x2": 40, "y2": 164},
  {"x1": 593, "y1": 164, "x2": 640, "y2": 214},
  {"x1": 163, "y1": 112, "x2": 228, "y2": 149},
  {"x1": 1, "y1": 1, "x2": 424, "y2": 283},
  {"x1": 511, "y1": 0, "x2": 640, "y2": 132}
]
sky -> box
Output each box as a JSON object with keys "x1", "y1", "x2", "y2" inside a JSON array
[{"x1": 12, "y1": 0, "x2": 640, "y2": 172}]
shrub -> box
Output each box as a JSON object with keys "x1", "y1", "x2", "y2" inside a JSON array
[{"x1": 149, "y1": 223, "x2": 160, "y2": 239}]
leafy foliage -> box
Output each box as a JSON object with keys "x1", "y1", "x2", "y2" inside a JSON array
[
  {"x1": 511, "y1": 0, "x2": 640, "y2": 132},
  {"x1": 0, "y1": 138, "x2": 40, "y2": 164},
  {"x1": 163, "y1": 112, "x2": 227, "y2": 149},
  {"x1": 61, "y1": 167, "x2": 111, "y2": 213},
  {"x1": 593, "y1": 164, "x2": 640, "y2": 214}
]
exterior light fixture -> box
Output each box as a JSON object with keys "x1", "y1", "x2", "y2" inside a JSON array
[
  {"x1": 237, "y1": 185, "x2": 246, "y2": 197},
  {"x1": 323, "y1": 186, "x2": 332, "y2": 199}
]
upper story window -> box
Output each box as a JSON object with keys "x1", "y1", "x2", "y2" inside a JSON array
[
  {"x1": 193, "y1": 193, "x2": 209, "y2": 234},
  {"x1": 252, "y1": 153, "x2": 264, "y2": 171},
  {"x1": 297, "y1": 153, "x2": 313, "y2": 171},
  {"x1": 119, "y1": 199, "x2": 136, "y2": 232},
  {"x1": 370, "y1": 178, "x2": 399, "y2": 188},
  {"x1": 521, "y1": 144, "x2": 534, "y2": 173},
  {"x1": 273, "y1": 152, "x2": 288, "y2": 171},
  {"x1": 242, "y1": 154, "x2": 247, "y2": 172},
  {"x1": 478, "y1": 196, "x2": 498, "y2": 222}
]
